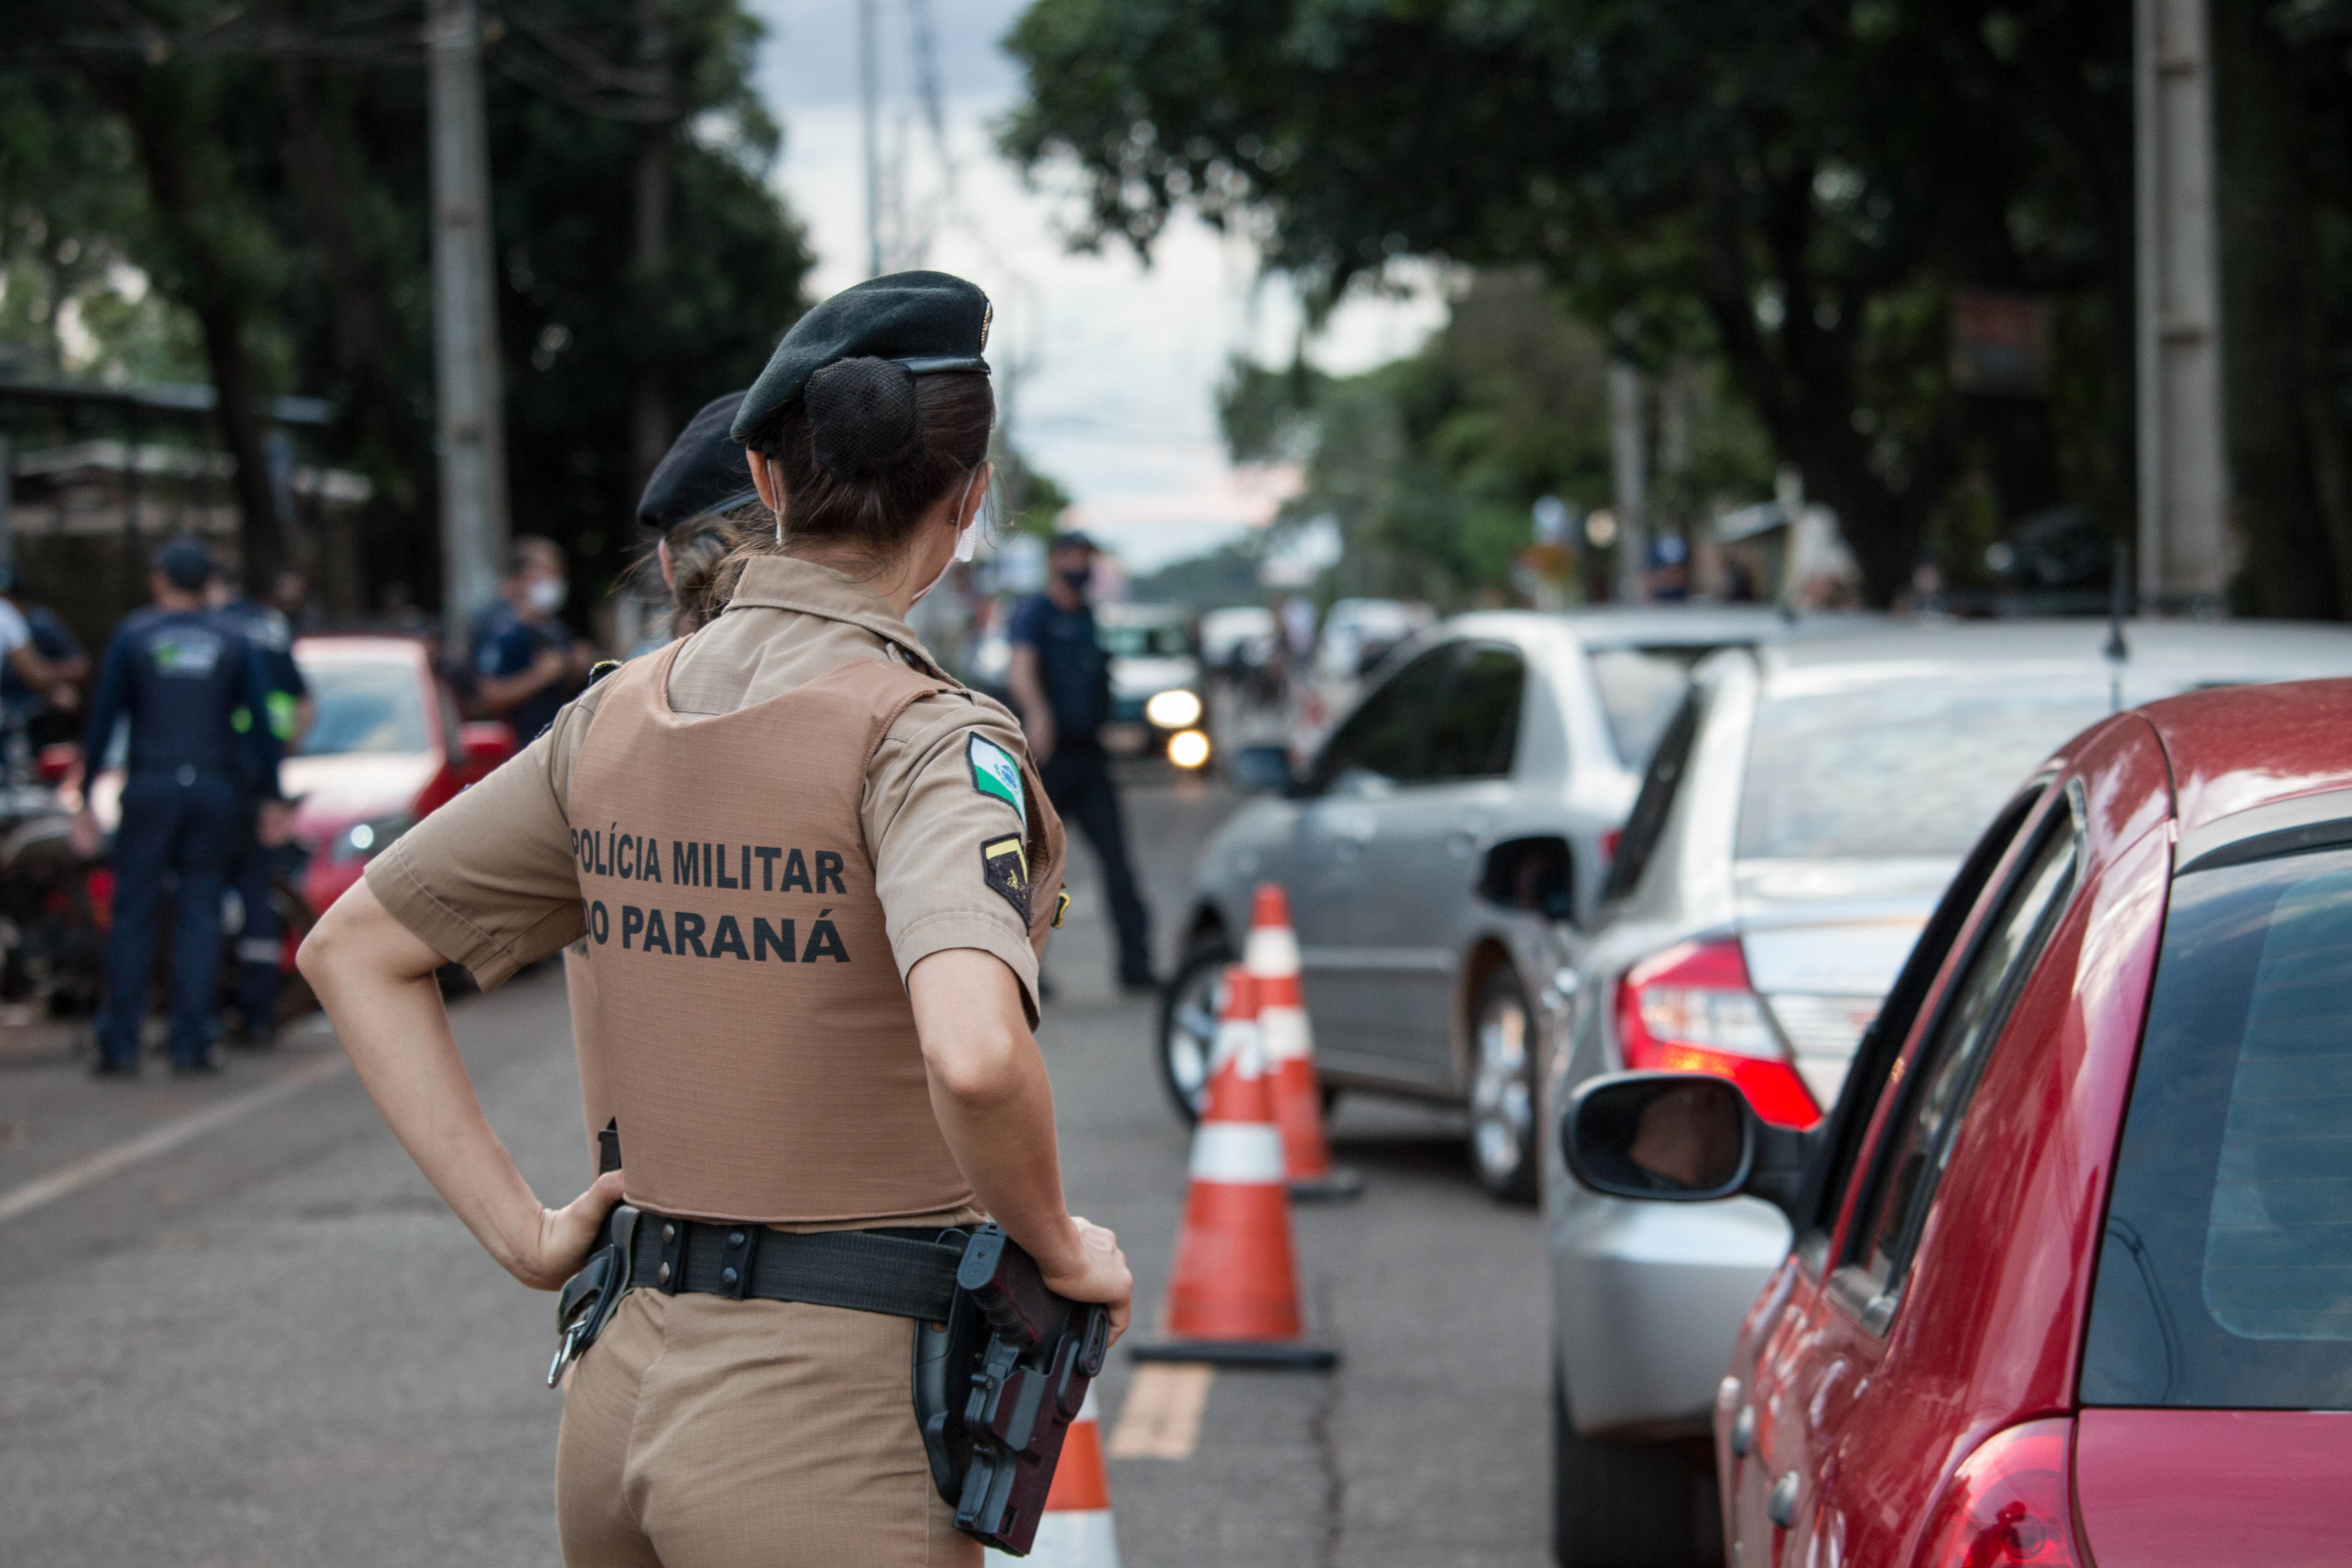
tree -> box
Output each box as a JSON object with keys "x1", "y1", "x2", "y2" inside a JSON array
[
  {"x1": 1000, "y1": 0, "x2": 2134, "y2": 603},
  {"x1": 0, "y1": 0, "x2": 815, "y2": 620}
]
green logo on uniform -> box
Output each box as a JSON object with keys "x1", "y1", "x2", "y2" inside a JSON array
[{"x1": 968, "y1": 734, "x2": 1024, "y2": 824}]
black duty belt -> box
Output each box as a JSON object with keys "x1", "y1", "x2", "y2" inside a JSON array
[
  {"x1": 547, "y1": 1122, "x2": 1107, "y2": 1554},
  {"x1": 629, "y1": 1213, "x2": 967, "y2": 1319}
]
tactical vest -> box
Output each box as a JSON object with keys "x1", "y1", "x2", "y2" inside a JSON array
[{"x1": 565, "y1": 638, "x2": 1008, "y2": 1224}]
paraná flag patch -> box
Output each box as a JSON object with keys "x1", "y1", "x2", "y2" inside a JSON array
[{"x1": 968, "y1": 732, "x2": 1025, "y2": 824}]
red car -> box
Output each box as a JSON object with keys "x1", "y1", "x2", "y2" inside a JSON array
[
  {"x1": 282, "y1": 634, "x2": 516, "y2": 915},
  {"x1": 1564, "y1": 677, "x2": 2352, "y2": 1567}
]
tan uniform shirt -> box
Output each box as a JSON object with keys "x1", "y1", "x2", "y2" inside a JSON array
[{"x1": 369, "y1": 555, "x2": 1058, "y2": 1021}]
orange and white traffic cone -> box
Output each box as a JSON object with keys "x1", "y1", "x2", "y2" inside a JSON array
[
  {"x1": 988, "y1": 1385, "x2": 1120, "y2": 1567},
  {"x1": 1134, "y1": 968, "x2": 1337, "y2": 1369},
  {"x1": 1245, "y1": 883, "x2": 1363, "y2": 1201}
]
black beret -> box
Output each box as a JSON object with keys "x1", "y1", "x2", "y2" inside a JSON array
[
  {"x1": 731, "y1": 270, "x2": 991, "y2": 447},
  {"x1": 637, "y1": 391, "x2": 757, "y2": 532}
]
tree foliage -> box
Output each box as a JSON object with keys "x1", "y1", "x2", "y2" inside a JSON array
[
  {"x1": 0, "y1": 0, "x2": 814, "y2": 621},
  {"x1": 999, "y1": 0, "x2": 2141, "y2": 604}
]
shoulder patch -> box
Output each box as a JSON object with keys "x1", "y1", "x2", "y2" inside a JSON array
[
  {"x1": 980, "y1": 833, "x2": 1031, "y2": 921},
  {"x1": 967, "y1": 732, "x2": 1026, "y2": 824},
  {"x1": 1053, "y1": 889, "x2": 1070, "y2": 929}
]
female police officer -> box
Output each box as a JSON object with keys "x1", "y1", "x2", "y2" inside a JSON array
[{"x1": 298, "y1": 271, "x2": 1131, "y2": 1567}]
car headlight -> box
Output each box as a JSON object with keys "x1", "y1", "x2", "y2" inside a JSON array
[
  {"x1": 1167, "y1": 729, "x2": 1212, "y2": 769},
  {"x1": 329, "y1": 812, "x2": 417, "y2": 864},
  {"x1": 1146, "y1": 688, "x2": 1203, "y2": 729}
]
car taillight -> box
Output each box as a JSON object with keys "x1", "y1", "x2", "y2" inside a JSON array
[
  {"x1": 1599, "y1": 827, "x2": 1622, "y2": 862},
  {"x1": 1912, "y1": 1420, "x2": 2082, "y2": 1568},
  {"x1": 1614, "y1": 939, "x2": 1821, "y2": 1129}
]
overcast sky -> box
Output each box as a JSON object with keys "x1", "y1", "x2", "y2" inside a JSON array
[{"x1": 741, "y1": 0, "x2": 1447, "y2": 571}]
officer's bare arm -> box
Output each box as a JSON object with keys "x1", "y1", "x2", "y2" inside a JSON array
[
  {"x1": 1004, "y1": 645, "x2": 1056, "y2": 763},
  {"x1": 297, "y1": 881, "x2": 621, "y2": 1291},
  {"x1": 908, "y1": 948, "x2": 1132, "y2": 1341}
]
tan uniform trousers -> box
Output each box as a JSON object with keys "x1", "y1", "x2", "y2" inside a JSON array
[{"x1": 557, "y1": 1288, "x2": 981, "y2": 1568}]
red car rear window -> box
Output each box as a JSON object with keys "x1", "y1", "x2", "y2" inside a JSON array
[{"x1": 2083, "y1": 845, "x2": 2352, "y2": 1407}]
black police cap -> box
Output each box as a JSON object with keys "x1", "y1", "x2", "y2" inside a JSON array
[
  {"x1": 637, "y1": 391, "x2": 757, "y2": 532},
  {"x1": 730, "y1": 271, "x2": 991, "y2": 450},
  {"x1": 154, "y1": 536, "x2": 215, "y2": 591}
]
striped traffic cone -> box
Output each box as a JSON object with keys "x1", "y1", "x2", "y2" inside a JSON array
[
  {"x1": 988, "y1": 1385, "x2": 1119, "y2": 1567},
  {"x1": 1245, "y1": 883, "x2": 1363, "y2": 1201},
  {"x1": 1133, "y1": 968, "x2": 1336, "y2": 1369}
]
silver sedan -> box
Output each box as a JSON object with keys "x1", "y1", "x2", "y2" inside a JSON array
[
  {"x1": 1162, "y1": 605, "x2": 1812, "y2": 1199},
  {"x1": 1540, "y1": 617, "x2": 2352, "y2": 1568}
]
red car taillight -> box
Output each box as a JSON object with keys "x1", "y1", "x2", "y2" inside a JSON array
[
  {"x1": 1614, "y1": 939, "x2": 1821, "y2": 1129},
  {"x1": 1913, "y1": 1419, "x2": 2082, "y2": 1568}
]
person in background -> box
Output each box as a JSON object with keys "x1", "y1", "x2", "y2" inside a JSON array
[
  {"x1": 268, "y1": 567, "x2": 312, "y2": 634},
  {"x1": 474, "y1": 536, "x2": 592, "y2": 743},
  {"x1": 0, "y1": 568, "x2": 90, "y2": 750},
  {"x1": 208, "y1": 567, "x2": 314, "y2": 1046},
  {"x1": 632, "y1": 390, "x2": 766, "y2": 649},
  {"x1": 71, "y1": 538, "x2": 286, "y2": 1077},
  {"x1": 1007, "y1": 530, "x2": 1155, "y2": 992}
]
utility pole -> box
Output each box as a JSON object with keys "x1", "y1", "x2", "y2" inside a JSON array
[
  {"x1": 427, "y1": 0, "x2": 510, "y2": 644},
  {"x1": 2135, "y1": 0, "x2": 2230, "y2": 611},
  {"x1": 859, "y1": 0, "x2": 883, "y2": 277},
  {"x1": 1608, "y1": 361, "x2": 1649, "y2": 603}
]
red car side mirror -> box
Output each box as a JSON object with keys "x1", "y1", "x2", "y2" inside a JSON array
[{"x1": 458, "y1": 721, "x2": 518, "y2": 774}]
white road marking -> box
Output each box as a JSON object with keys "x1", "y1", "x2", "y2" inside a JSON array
[
  {"x1": 0, "y1": 1052, "x2": 348, "y2": 1228},
  {"x1": 1107, "y1": 1362, "x2": 1213, "y2": 1459}
]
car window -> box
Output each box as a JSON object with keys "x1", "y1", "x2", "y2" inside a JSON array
[
  {"x1": 2081, "y1": 843, "x2": 2352, "y2": 1408},
  {"x1": 1601, "y1": 688, "x2": 1701, "y2": 902},
  {"x1": 1738, "y1": 686, "x2": 2108, "y2": 859},
  {"x1": 1790, "y1": 783, "x2": 2048, "y2": 1265},
  {"x1": 1588, "y1": 644, "x2": 1716, "y2": 767},
  {"x1": 1424, "y1": 645, "x2": 1524, "y2": 781},
  {"x1": 298, "y1": 661, "x2": 432, "y2": 756},
  {"x1": 1099, "y1": 621, "x2": 1191, "y2": 658},
  {"x1": 1307, "y1": 645, "x2": 1455, "y2": 794},
  {"x1": 1841, "y1": 804, "x2": 2080, "y2": 1314}
]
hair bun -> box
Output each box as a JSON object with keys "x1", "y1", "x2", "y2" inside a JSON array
[{"x1": 806, "y1": 357, "x2": 927, "y2": 480}]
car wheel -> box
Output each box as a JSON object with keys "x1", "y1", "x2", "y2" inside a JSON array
[
  {"x1": 1553, "y1": 1366, "x2": 1722, "y2": 1568},
  {"x1": 1469, "y1": 965, "x2": 1540, "y2": 1202},
  {"x1": 1158, "y1": 935, "x2": 1236, "y2": 1124}
]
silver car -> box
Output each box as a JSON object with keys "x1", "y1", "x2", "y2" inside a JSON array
[
  {"x1": 1540, "y1": 617, "x2": 2352, "y2": 1568},
  {"x1": 1162, "y1": 605, "x2": 1805, "y2": 1199}
]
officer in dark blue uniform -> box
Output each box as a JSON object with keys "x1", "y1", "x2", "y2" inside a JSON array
[
  {"x1": 208, "y1": 569, "x2": 311, "y2": 1045},
  {"x1": 1005, "y1": 530, "x2": 1155, "y2": 990},
  {"x1": 73, "y1": 539, "x2": 286, "y2": 1077}
]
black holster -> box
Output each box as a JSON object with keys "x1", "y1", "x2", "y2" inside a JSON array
[{"x1": 912, "y1": 1227, "x2": 1111, "y2": 1556}]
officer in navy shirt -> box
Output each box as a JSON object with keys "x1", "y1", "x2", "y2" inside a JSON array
[
  {"x1": 1006, "y1": 531, "x2": 1154, "y2": 989},
  {"x1": 473, "y1": 536, "x2": 589, "y2": 743},
  {"x1": 208, "y1": 569, "x2": 313, "y2": 1045},
  {"x1": 73, "y1": 539, "x2": 286, "y2": 1077}
]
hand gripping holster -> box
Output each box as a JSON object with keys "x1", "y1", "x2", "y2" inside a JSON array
[{"x1": 912, "y1": 1226, "x2": 1111, "y2": 1555}]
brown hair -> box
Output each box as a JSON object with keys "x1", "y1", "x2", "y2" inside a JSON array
[
  {"x1": 709, "y1": 359, "x2": 995, "y2": 603},
  {"x1": 666, "y1": 502, "x2": 769, "y2": 636}
]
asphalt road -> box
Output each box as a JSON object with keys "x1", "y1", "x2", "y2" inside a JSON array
[{"x1": 0, "y1": 772, "x2": 1550, "y2": 1567}]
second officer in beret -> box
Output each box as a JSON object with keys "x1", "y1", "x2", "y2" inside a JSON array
[{"x1": 298, "y1": 271, "x2": 1132, "y2": 1566}]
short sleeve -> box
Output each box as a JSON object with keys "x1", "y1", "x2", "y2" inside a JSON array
[
  {"x1": 865, "y1": 692, "x2": 1063, "y2": 1026},
  {"x1": 476, "y1": 622, "x2": 526, "y2": 678},
  {"x1": 364, "y1": 725, "x2": 584, "y2": 988},
  {"x1": 1003, "y1": 597, "x2": 1041, "y2": 649}
]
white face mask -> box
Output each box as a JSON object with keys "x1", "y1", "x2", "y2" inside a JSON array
[
  {"x1": 526, "y1": 575, "x2": 567, "y2": 615},
  {"x1": 910, "y1": 466, "x2": 987, "y2": 608}
]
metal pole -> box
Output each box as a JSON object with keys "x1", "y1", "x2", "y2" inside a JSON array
[
  {"x1": 428, "y1": 0, "x2": 511, "y2": 647},
  {"x1": 2135, "y1": 0, "x2": 2231, "y2": 612},
  {"x1": 1608, "y1": 361, "x2": 1649, "y2": 603},
  {"x1": 860, "y1": 0, "x2": 883, "y2": 277}
]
